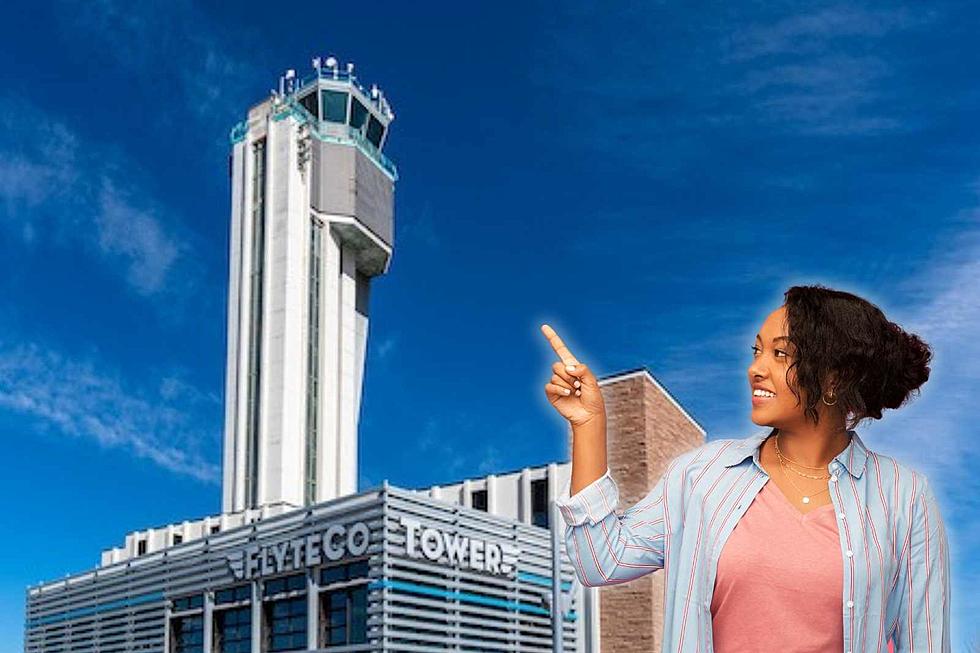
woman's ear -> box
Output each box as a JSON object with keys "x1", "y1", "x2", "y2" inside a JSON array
[{"x1": 822, "y1": 370, "x2": 839, "y2": 393}]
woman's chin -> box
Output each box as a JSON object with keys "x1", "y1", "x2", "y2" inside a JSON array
[{"x1": 749, "y1": 410, "x2": 774, "y2": 426}]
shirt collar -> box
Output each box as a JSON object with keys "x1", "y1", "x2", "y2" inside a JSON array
[{"x1": 721, "y1": 427, "x2": 869, "y2": 478}]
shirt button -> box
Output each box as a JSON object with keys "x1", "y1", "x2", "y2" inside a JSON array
[
  {"x1": 837, "y1": 512, "x2": 846, "y2": 519},
  {"x1": 830, "y1": 475, "x2": 838, "y2": 482},
  {"x1": 846, "y1": 600, "x2": 854, "y2": 608},
  {"x1": 845, "y1": 550, "x2": 853, "y2": 557}
]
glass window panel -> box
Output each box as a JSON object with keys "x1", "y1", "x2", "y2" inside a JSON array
[
  {"x1": 349, "y1": 98, "x2": 368, "y2": 131},
  {"x1": 321, "y1": 90, "x2": 348, "y2": 123},
  {"x1": 265, "y1": 596, "x2": 307, "y2": 652},
  {"x1": 366, "y1": 116, "x2": 384, "y2": 148},
  {"x1": 172, "y1": 615, "x2": 204, "y2": 653},
  {"x1": 298, "y1": 91, "x2": 319, "y2": 118},
  {"x1": 472, "y1": 489, "x2": 488, "y2": 511},
  {"x1": 321, "y1": 565, "x2": 344, "y2": 584},
  {"x1": 214, "y1": 606, "x2": 251, "y2": 653},
  {"x1": 350, "y1": 559, "x2": 369, "y2": 577}
]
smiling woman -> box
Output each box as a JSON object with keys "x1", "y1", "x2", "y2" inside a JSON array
[
  {"x1": 759, "y1": 286, "x2": 934, "y2": 431},
  {"x1": 544, "y1": 284, "x2": 951, "y2": 653}
]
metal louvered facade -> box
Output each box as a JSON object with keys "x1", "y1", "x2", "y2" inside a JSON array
[{"x1": 25, "y1": 482, "x2": 582, "y2": 652}]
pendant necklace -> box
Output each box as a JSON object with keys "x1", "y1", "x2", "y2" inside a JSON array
[{"x1": 773, "y1": 433, "x2": 832, "y2": 505}]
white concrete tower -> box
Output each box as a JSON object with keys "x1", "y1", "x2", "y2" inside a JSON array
[{"x1": 221, "y1": 57, "x2": 396, "y2": 513}]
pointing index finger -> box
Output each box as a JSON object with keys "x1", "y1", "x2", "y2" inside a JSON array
[{"x1": 540, "y1": 324, "x2": 580, "y2": 367}]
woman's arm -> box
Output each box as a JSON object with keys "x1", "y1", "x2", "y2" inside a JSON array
[
  {"x1": 555, "y1": 446, "x2": 696, "y2": 587},
  {"x1": 891, "y1": 474, "x2": 952, "y2": 653}
]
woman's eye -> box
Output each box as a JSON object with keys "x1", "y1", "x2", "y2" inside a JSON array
[{"x1": 750, "y1": 346, "x2": 788, "y2": 358}]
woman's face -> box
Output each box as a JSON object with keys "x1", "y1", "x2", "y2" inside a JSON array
[{"x1": 748, "y1": 305, "x2": 806, "y2": 427}]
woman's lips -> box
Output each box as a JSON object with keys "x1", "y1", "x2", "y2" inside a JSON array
[{"x1": 751, "y1": 393, "x2": 775, "y2": 406}]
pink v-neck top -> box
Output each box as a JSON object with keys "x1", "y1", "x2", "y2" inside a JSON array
[{"x1": 710, "y1": 478, "x2": 844, "y2": 652}]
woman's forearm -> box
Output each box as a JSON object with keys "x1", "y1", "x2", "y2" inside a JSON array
[{"x1": 569, "y1": 412, "x2": 609, "y2": 496}]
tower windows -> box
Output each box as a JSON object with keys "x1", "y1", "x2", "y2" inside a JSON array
[
  {"x1": 305, "y1": 218, "x2": 323, "y2": 506},
  {"x1": 531, "y1": 478, "x2": 549, "y2": 528},
  {"x1": 471, "y1": 488, "x2": 488, "y2": 512},
  {"x1": 245, "y1": 138, "x2": 267, "y2": 509},
  {"x1": 349, "y1": 97, "x2": 369, "y2": 133},
  {"x1": 366, "y1": 115, "x2": 384, "y2": 149},
  {"x1": 213, "y1": 606, "x2": 251, "y2": 653},
  {"x1": 261, "y1": 573, "x2": 307, "y2": 652},
  {"x1": 320, "y1": 90, "x2": 348, "y2": 123},
  {"x1": 170, "y1": 594, "x2": 205, "y2": 653},
  {"x1": 298, "y1": 90, "x2": 319, "y2": 119}
]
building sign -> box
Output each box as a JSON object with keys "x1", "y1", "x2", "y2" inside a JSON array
[
  {"x1": 226, "y1": 521, "x2": 370, "y2": 580},
  {"x1": 395, "y1": 515, "x2": 518, "y2": 576}
]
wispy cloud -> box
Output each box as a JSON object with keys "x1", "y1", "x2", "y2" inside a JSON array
[
  {"x1": 724, "y1": 5, "x2": 930, "y2": 61},
  {"x1": 374, "y1": 335, "x2": 398, "y2": 359},
  {"x1": 528, "y1": 2, "x2": 942, "y2": 180},
  {"x1": 416, "y1": 415, "x2": 469, "y2": 480},
  {"x1": 94, "y1": 177, "x2": 185, "y2": 295},
  {"x1": 721, "y1": 5, "x2": 938, "y2": 136},
  {"x1": 0, "y1": 340, "x2": 220, "y2": 483},
  {"x1": 0, "y1": 96, "x2": 204, "y2": 311},
  {"x1": 857, "y1": 208, "x2": 980, "y2": 649},
  {"x1": 409, "y1": 413, "x2": 540, "y2": 489},
  {"x1": 865, "y1": 217, "x2": 980, "y2": 489},
  {"x1": 53, "y1": 0, "x2": 260, "y2": 141}
]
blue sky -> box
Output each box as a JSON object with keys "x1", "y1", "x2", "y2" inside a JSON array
[{"x1": 3, "y1": 1, "x2": 979, "y2": 650}]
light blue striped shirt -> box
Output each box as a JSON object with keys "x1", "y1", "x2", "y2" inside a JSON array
[{"x1": 555, "y1": 427, "x2": 951, "y2": 653}]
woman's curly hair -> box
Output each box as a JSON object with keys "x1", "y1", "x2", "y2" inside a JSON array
[{"x1": 782, "y1": 284, "x2": 932, "y2": 429}]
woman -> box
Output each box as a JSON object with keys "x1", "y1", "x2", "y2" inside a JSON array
[{"x1": 543, "y1": 285, "x2": 951, "y2": 653}]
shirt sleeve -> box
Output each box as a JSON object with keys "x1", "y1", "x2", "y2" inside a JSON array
[
  {"x1": 553, "y1": 449, "x2": 693, "y2": 588},
  {"x1": 891, "y1": 474, "x2": 952, "y2": 653}
]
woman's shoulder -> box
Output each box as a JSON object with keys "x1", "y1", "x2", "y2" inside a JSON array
[
  {"x1": 864, "y1": 448, "x2": 934, "y2": 504},
  {"x1": 661, "y1": 436, "x2": 747, "y2": 486}
]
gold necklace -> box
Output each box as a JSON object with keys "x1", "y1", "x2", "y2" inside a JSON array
[
  {"x1": 772, "y1": 434, "x2": 831, "y2": 504},
  {"x1": 778, "y1": 461, "x2": 830, "y2": 504},
  {"x1": 773, "y1": 429, "x2": 849, "y2": 469},
  {"x1": 775, "y1": 448, "x2": 831, "y2": 480}
]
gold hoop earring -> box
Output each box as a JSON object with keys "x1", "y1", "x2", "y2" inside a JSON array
[{"x1": 822, "y1": 390, "x2": 838, "y2": 406}]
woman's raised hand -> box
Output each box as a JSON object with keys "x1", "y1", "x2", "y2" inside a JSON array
[{"x1": 540, "y1": 324, "x2": 606, "y2": 426}]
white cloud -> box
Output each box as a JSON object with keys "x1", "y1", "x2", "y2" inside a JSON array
[
  {"x1": 0, "y1": 340, "x2": 220, "y2": 483},
  {"x1": 95, "y1": 177, "x2": 184, "y2": 295},
  {"x1": 0, "y1": 96, "x2": 202, "y2": 304},
  {"x1": 375, "y1": 335, "x2": 397, "y2": 359},
  {"x1": 725, "y1": 5, "x2": 932, "y2": 61},
  {"x1": 721, "y1": 6, "x2": 937, "y2": 136},
  {"x1": 53, "y1": 0, "x2": 259, "y2": 136}
]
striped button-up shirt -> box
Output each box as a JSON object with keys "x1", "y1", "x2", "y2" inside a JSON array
[{"x1": 555, "y1": 427, "x2": 951, "y2": 653}]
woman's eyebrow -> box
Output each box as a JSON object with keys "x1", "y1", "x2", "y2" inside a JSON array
[{"x1": 755, "y1": 334, "x2": 790, "y2": 343}]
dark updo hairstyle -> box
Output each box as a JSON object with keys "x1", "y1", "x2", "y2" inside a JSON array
[{"x1": 782, "y1": 284, "x2": 932, "y2": 430}]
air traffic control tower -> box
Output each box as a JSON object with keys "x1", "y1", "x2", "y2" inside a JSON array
[{"x1": 222, "y1": 57, "x2": 397, "y2": 515}]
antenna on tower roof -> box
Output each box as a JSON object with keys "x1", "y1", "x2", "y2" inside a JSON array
[{"x1": 324, "y1": 56, "x2": 338, "y2": 79}]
